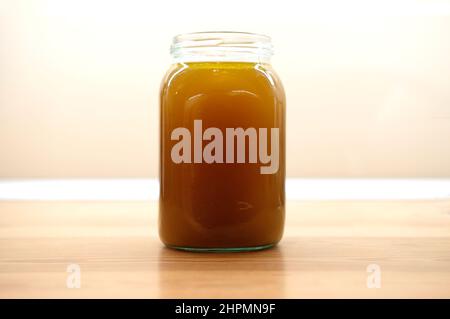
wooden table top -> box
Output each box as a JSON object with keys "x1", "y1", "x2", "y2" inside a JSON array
[{"x1": 0, "y1": 200, "x2": 449, "y2": 298}]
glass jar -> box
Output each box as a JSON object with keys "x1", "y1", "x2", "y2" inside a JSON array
[{"x1": 159, "y1": 32, "x2": 285, "y2": 251}]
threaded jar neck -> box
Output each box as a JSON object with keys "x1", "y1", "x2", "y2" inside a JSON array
[{"x1": 170, "y1": 31, "x2": 274, "y2": 63}]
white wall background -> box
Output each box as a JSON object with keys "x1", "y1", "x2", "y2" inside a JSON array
[{"x1": 1, "y1": 0, "x2": 450, "y2": 178}]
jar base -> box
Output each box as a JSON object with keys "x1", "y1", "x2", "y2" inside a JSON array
[{"x1": 166, "y1": 243, "x2": 276, "y2": 253}]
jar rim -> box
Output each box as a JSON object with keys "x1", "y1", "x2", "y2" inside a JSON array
[{"x1": 170, "y1": 31, "x2": 274, "y2": 63}]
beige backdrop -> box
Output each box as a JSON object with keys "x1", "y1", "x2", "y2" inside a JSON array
[{"x1": 1, "y1": 0, "x2": 450, "y2": 178}]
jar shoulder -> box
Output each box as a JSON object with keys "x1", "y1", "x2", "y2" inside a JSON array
[{"x1": 161, "y1": 62, "x2": 285, "y2": 102}]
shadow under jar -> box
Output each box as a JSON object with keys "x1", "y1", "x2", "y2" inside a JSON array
[{"x1": 159, "y1": 32, "x2": 285, "y2": 252}]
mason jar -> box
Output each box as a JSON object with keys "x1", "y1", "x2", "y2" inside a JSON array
[{"x1": 159, "y1": 32, "x2": 285, "y2": 251}]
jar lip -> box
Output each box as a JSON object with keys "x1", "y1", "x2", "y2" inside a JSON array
[
  {"x1": 172, "y1": 31, "x2": 271, "y2": 44},
  {"x1": 170, "y1": 31, "x2": 274, "y2": 63}
]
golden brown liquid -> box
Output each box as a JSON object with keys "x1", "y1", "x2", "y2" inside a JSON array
[{"x1": 159, "y1": 62, "x2": 285, "y2": 249}]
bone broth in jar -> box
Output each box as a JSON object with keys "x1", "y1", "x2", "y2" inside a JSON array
[{"x1": 159, "y1": 32, "x2": 285, "y2": 251}]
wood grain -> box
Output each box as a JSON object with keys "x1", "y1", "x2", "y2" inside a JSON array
[{"x1": 0, "y1": 200, "x2": 449, "y2": 298}]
